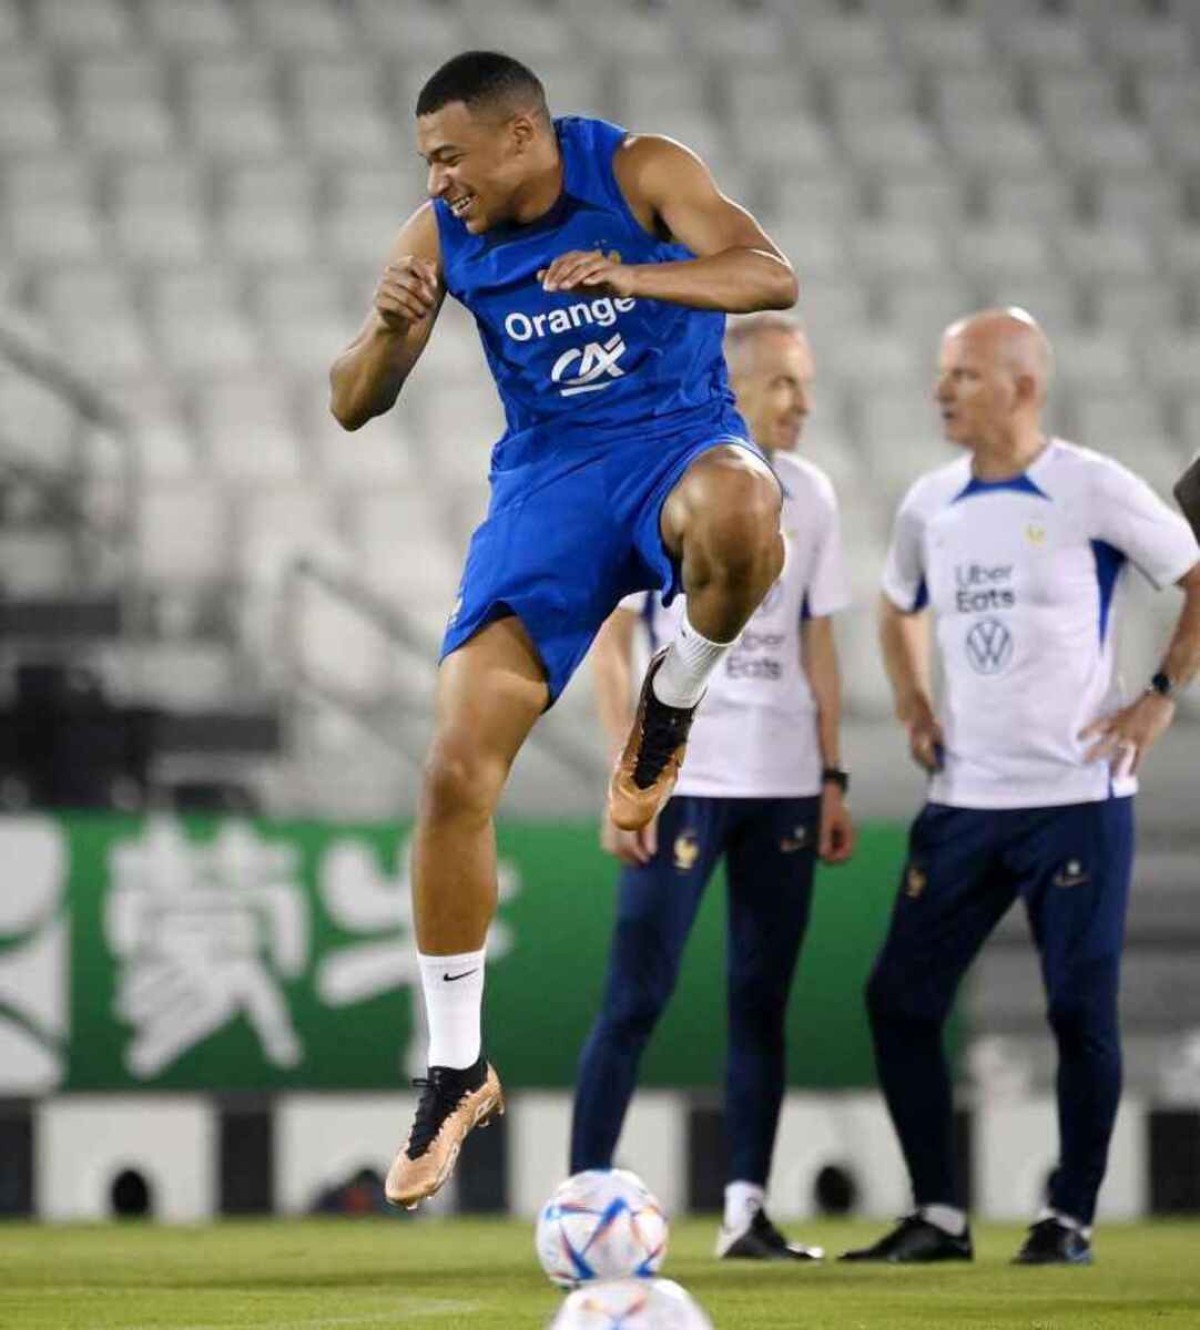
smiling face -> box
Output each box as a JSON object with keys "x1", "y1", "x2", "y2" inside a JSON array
[
  {"x1": 417, "y1": 100, "x2": 540, "y2": 234},
  {"x1": 730, "y1": 327, "x2": 815, "y2": 456}
]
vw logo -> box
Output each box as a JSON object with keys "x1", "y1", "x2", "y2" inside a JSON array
[{"x1": 965, "y1": 618, "x2": 1013, "y2": 675}]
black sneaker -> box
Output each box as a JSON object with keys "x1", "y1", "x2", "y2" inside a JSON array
[
  {"x1": 839, "y1": 1214, "x2": 973, "y2": 1263},
  {"x1": 608, "y1": 648, "x2": 700, "y2": 831},
  {"x1": 716, "y1": 1209, "x2": 824, "y2": 1261},
  {"x1": 1013, "y1": 1218, "x2": 1093, "y2": 1266}
]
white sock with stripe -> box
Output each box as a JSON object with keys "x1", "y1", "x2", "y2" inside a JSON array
[
  {"x1": 723, "y1": 1181, "x2": 765, "y2": 1233},
  {"x1": 652, "y1": 609, "x2": 735, "y2": 709},
  {"x1": 418, "y1": 948, "x2": 485, "y2": 1070},
  {"x1": 920, "y1": 1203, "x2": 967, "y2": 1236}
]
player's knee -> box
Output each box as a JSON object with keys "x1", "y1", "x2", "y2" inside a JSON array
[
  {"x1": 729, "y1": 976, "x2": 788, "y2": 1042},
  {"x1": 866, "y1": 964, "x2": 938, "y2": 1031},
  {"x1": 602, "y1": 991, "x2": 667, "y2": 1049},
  {"x1": 420, "y1": 733, "x2": 502, "y2": 825},
  {"x1": 1046, "y1": 959, "x2": 1119, "y2": 1047},
  {"x1": 690, "y1": 471, "x2": 782, "y2": 589},
  {"x1": 1046, "y1": 992, "x2": 1116, "y2": 1055}
]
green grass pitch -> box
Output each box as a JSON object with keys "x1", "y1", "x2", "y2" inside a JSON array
[{"x1": 3, "y1": 1217, "x2": 1199, "y2": 1328}]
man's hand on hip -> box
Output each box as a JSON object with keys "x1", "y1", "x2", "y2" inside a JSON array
[{"x1": 1080, "y1": 691, "x2": 1176, "y2": 776}]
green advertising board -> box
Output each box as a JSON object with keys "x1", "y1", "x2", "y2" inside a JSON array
[{"x1": 0, "y1": 814, "x2": 925, "y2": 1094}]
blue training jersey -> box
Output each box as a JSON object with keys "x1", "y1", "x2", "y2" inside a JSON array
[{"x1": 432, "y1": 116, "x2": 746, "y2": 464}]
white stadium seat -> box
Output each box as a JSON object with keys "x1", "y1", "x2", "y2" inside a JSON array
[
  {"x1": 36, "y1": 0, "x2": 131, "y2": 49},
  {"x1": 139, "y1": 484, "x2": 233, "y2": 585},
  {"x1": 140, "y1": 0, "x2": 242, "y2": 50},
  {"x1": 1, "y1": 0, "x2": 1197, "y2": 830},
  {"x1": 955, "y1": 223, "x2": 1054, "y2": 283}
]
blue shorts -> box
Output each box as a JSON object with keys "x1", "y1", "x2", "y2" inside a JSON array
[{"x1": 441, "y1": 425, "x2": 764, "y2": 703}]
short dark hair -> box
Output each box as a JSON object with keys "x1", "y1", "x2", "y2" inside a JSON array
[{"x1": 416, "y1": 51, "x2": 548, "y2": 120}]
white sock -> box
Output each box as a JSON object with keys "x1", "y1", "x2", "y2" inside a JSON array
[
  {"x1": 418, "y1": 948, "x2": 485, "y2": 1070},
  {"x1": 920, "y1": 1203, "x2": 967, "y2": 1237},
  {"x1": 1039, "y1": 1206, "x2": 1091, "y2": 1238},
  {"x1": 652, "y1": 609, "x2": 735, "y2": 709},
  {"x1": 723, "y1": 1181, "x2": 765, "y2": 1233}
]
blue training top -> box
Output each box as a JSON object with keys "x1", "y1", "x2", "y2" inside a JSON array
[{"x1": 432, "y1": 116, "x2": 746, "y2": 468}]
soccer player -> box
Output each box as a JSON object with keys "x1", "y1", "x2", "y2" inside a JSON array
[
  {"x1": 329, "y1": 52, "x2": 797, "y2": 1208},
  {"x1": 570, "y1": 314, "x2": 854, "y2": 1261},
  {"x1": 841, "y1": 309, "x2": 1200, "y2": 1266}
]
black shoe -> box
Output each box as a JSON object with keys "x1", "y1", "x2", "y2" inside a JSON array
[
  {"x1": 839, "y1": 1214, "x2": 973, "y2": 1263},
  {"x1": 1012, "y1": 1218, "x2": 1093, "y2": 1266},
  {"x1": 608, "y1": 648, "x2": 700, "y2": 830},
  {"x1": 716, "y1": 1209, "x2": 824, "y2": 1261}
]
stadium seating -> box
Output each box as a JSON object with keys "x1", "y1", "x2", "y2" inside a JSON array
[{"x1": 0, "y1": 0, "x2": 1196, "y2": 829}]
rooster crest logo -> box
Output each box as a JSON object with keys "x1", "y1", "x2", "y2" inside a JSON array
[
  {"x1": 673, "y1": 833, "x2": 700, "y2": 873},
  {"x1": 905, "y1": 865, "x2": 927, "y2": 899}
]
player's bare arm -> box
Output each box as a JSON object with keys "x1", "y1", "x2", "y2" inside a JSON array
[
  {"x1": 801, "y1": 615, "x2": 855, "y2": 864},
  {"x1": 878, "y1": 594, "x2": 943, "y2": 773},
  {"x1": 591, "y1": 608, "x2": 658, "y2": 866},
  {"x1": 540, "y1": 135, "x2": 797, "y2": 313},
  {"x1": 330, "y1": 202, "x2": 445, "y2": 431},
  {"x1": 1081, "y1": 561, "x2": 1200, "y2": 772}
]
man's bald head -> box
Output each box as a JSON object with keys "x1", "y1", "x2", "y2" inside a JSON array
[
  {"x1": 945, "y1": 307, "x2": 1053, "y2": 399},
  {"x1": 936, "y1": 307, "x2": 1053, "y2": 452}
]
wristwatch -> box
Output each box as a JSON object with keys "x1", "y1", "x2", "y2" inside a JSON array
[
  {"x1": 1147, "y1": 671, "x2": 1176, "y2": 700},
  {"x1": 822, "y1": 766, "x2": 850, "y2": 793}
]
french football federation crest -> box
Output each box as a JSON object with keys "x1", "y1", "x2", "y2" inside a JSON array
[
  {"x1": 673, "y1": 832, "x2": 700, "y2": 872},
  {"x1": 905, "y1": 865, "x2": 927, "y2": 899}
]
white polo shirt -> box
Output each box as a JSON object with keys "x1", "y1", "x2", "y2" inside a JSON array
[
  {"x1": 882, "y1": 439, "x2": 1199, "y2": 809},
  {"x1": 624, "y1": 450, "x2": 850, "y2": 798}
]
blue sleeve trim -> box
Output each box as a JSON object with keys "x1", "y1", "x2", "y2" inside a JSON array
[
  {"x1": 912, "y1": 577, "x2": 929, "y2": 612},
  {"x1": 1090, "y1": 539, "x2": 1126, "y2": 645}
]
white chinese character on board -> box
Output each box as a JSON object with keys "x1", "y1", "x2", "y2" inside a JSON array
[
  {"x1": 0, "y1": 817, "x2": 68, "y2": 1093},
  {"x1": 316, "y1": 834, "x2": 518, "y2": 1078},
  {"x1": 106, "y1": 818, "x2": 308, "y2": 1078}
]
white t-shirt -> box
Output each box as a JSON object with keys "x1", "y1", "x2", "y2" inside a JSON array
[
  {"x1": 882, "y1": 438, "x2": 1199, "y2": 810},
  {"x1": 623, "y1": 450, "x2": 850, "y2": 798}
]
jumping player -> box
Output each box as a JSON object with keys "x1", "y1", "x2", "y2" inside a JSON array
[{"x1": 329, "y1": 52, "x2": 798, "y2": 1208}]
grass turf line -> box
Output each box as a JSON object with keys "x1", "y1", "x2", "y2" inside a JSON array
[{"x1": 2, "y1": 1218, "x2": 1199, "y2": 1328}]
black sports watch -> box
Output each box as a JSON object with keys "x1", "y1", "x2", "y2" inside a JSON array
[
  {"x1": 1148, "y1": 671, "x2": 1176, "y2": 700},
  {"x1": 822, "y1": 766, "x2": 850, "y2": 793}
]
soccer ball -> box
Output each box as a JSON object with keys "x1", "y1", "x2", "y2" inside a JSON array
[
  {"x1": 535, "y1": 1169, "x2": 668, "y2": 1289},
  {"x1": 548, "y1": 1278, "x2": 713, "y2": 1329}
]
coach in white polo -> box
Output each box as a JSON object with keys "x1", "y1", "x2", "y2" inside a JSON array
[
  {"x1": 571, "y1": 313, "x2": 855, "y2": 1262},
  {"x1": 842, "y1": 308, "x2": 1200, "y2": 1267}
]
